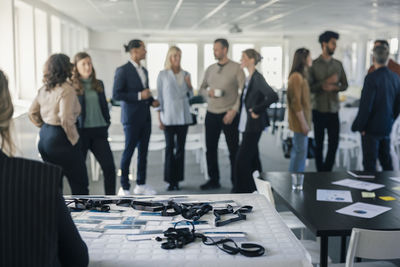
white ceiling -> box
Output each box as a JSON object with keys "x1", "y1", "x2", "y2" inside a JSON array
[{"x1": 41, "y1": 0, "x2": 400, "y2": 35}]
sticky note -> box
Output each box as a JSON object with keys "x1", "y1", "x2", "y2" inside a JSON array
[
  {"x1": 392, "y1": 186, "x2": 400, "y2": 191},
  {"x1": 379, "y1": 196, "x2": 396, "y2": 201},
  {"x1": 361, "y1": 192, "x2": 375, "y2": 198}
]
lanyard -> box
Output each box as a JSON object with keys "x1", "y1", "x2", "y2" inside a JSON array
[{"x1": 213, "y1": 205, "x2": 253, "y2": 227}]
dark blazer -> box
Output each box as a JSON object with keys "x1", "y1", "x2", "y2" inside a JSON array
[
  {"x1": 352, "y1": 67, "x2": 400, "y2": 136},
  {"x1": 0, "y1": 150, "x2": 88, "y2": 267},
  {"x1": 77, "y1": 79, "x2": 110, "y2": 129},
  {"x1": 112, "y1": 62, "x2": 154, "y2": 125},
  {"x1": 240, "y1": 70, "x2": 279, "y2": 132}
]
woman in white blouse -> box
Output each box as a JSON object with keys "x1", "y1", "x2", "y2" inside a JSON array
[{"x1": 157, "y1": 46, "x2": 193, "y2": 191}]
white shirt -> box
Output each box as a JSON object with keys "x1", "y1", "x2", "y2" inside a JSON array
[
  {"x1": 130, "y1": 59, "x2": 147, "y2": 100},
  {"x1": 238, "y1": 77, "x2": 250, "y2": 133}
]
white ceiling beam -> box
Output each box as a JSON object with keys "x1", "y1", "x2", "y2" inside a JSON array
[
  {"x1": 165, "y1": 0, "x2": 184, "y2": 30},
  {"x1": 191, "y1": 0, "x2": 231, "y2": 29},
  {"x1": 132, "y1": 0, "x2": 143, "y2": 28},
  {"x1": 244, "y1": 3, "x2": 315, "y2": 30},
  {"x1": 218, "y1": 0, "x2": 280, "y2": 29}
]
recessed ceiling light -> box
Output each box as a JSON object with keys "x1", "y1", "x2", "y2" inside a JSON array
[
  {"x1": 241, "y1": 0, "x2": 256, "y2": 5},
  {"x1": 372, "y1": 1, "x2": 378, "y2": 7},
  {"x1": 109, "y1": 0, "x2": 118, "y2": 2}
]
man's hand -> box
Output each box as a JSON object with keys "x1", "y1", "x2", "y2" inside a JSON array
[
  {"x1": 249, "y1": 108, "x2": 259, "y2": 119},
  {"x1": 141, "y1": 89, "x2": 152, "y2": 100},
  {"x1": 361, "y1": 131, "x2": 366, "y2": 136},
  {"x1": 322, "y1": 74, "x2": 339, "y2": 91},
  {"x1": 151, "y1": 100, "x2": 160, "y2": 108},
  {"x1": 208, "y1": 88, "x2": 215, "y2": 98},
  {"x1": 326, "y1": 73, "x2": 338, "y2": 84},
  {"x1": 223, "y1": 109, "x2": 237, "y2": 125}
]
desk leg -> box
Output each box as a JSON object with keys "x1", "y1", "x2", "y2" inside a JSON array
[
  {"x1": 340, "y1": 236, "x2": 347, "y2": 262},
  {"x1": 320, "y1": 236, "x2": 328, "y2": 267}
]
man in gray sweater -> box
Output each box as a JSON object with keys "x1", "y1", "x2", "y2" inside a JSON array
[{"x1": 199, "y1": 38, "x2": 245, "y2": 190}]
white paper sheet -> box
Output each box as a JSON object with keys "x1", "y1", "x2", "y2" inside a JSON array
[
  {"x1": 336, "y1": 202, "x2": 391, "y2": 218},
  {"x1": 332, "y1": 179, "x2": 384, "y2": 191},
  {"x1": 316, "y1": 189, "x2": 353, "y2": 202},
  {"x1": 389, "y1": 177, "x2": 400, "y2": 183},
  {"x1": 347, "y1": 171, "x2": 375, "y2": 179}
]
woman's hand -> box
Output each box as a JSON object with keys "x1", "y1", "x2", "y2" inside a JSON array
[
  {"x1": 301, "y1": 123, "x2": 310, "y2": 135},
  {"x1": 249, "y1": 109, "x2": 259, "y2": 119},
  {"x1": 159, "y1": 121, "x2": 165, "y2": 130},
  {"x1": 184, "y1": 74, "x2": 192, "y2": 89}
]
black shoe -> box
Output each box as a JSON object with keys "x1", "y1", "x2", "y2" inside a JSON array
[
  {"x1": 167, "y1": 184, "x2": 175, "y2": 191},
  {"x1": 200, "y1": 181, "x2": 221, "y2": 190},
  {"x1": 174, "y1": 184, "x2": 181, "y2": 191}
]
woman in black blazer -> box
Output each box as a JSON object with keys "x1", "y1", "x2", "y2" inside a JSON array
[
  {"x1": 72, "y1": 52, "x2": 116, "y2": 195},
  {"x1": 233, "y1": 49, "x2": 278, "y2": 193}
]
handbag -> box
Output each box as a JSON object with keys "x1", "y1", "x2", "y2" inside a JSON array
[
  {"x1": 282, "y1": 137, "x2": 292, "y2": 159},
  {"x1": 307, "y1": 137, "x2": 316, "y2": 159}
]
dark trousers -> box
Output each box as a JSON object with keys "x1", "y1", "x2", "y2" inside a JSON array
[
  {"x1": 80, "y1": 127, "x2": 116, "y2": 195},
  {"x1": 163, "y1": 125, "x2": 188, "y2": 185},
  {"x1": 312, "y1": 110, "x2": 340, "y2": 172},
  {"x1": 362, "y1": 134, "x2": 393, "y2": 171},
  {"x1": 120, "y1": 122, "x2": 151, "y2": 190},
  {"x1": 38, "y1": 124, "x2": 89, "y2": 195},
  {"x1": 233, "y1": 131, "x2": 262, "y2": 193},
  {"x1": 205, "y1": 111, "x2": 239, "y2": 185}
]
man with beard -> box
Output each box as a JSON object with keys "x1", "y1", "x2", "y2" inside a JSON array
[
  {"x1": 199, "y1": 38, "x2": 245, "y2": 190},
  {"x1": 308, "y1": 31, "x2": 348, "y2": 171}
]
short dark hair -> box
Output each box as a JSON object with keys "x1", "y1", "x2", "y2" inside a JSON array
[
  {"x1": 124, "y1": 39, "x2": 143, "y2": 53},
  {"x1": 43, "y1": 54, "x2": 72, "y2": 91},
  {"x1": 373, "y1": 45, "x2": 389, "y2": 65},
  {"x1": 318, "y1": 31, "x2": 339, "y2": 44},
  {"x1": 374, "y1": 39, "x2": 389, "y2": 48},
  {"x1": 214, "y1": 38, "x2": 229, "y2": 50}
]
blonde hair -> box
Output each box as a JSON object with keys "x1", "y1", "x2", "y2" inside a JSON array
[
  {"x1": 164, "y1": 46, "x2": 181, "y2": 70},
  {"x1": 0, "y1": 70, "x2": 15, "y2": 156}
]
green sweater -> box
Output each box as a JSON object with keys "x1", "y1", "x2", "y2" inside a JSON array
[
  {"x1": 308, "y1": 55, "x2": 348, "y2": 113},
  {"x1": 82, "y1": 78, "x2": 107, "y2": 128}
]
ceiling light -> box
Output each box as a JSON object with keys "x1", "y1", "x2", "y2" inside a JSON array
[
  {"x1": 372, "y1": 1, "x2": 378, "y2": 7},
  {"x1": 241, "y1": 0, "x2": 256, "y2": 5},
  {"x1": 109, "y1": 0, "x2": 118, "y2": 2}
]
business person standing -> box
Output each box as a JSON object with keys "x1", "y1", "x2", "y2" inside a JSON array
[
  {"x1": 233, "y1": 49, "x2": 278, "y2": 193},
  {"x1": 157, "y1": 46, "x2": 193, "y2": 191},
  {"x1": 113, "y1": 39, "x2": 160, "y2": 195}
]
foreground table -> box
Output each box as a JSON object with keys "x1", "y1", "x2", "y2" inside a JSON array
[
  {"x1": 70, "y1": 194, "x2": 312, "y2": 267},
  {"x1": 261, "y1": 171, "x2": 400, "y2": 267}
]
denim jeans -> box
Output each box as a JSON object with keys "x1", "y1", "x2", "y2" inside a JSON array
[
  {"x1": 362, "y1": 134, "x2": 393, "y2": 171},
  {"x1": 289, "y1": 132, "x2": 308, "y2": 172}
]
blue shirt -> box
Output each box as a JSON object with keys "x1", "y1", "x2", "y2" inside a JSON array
[
  {"x1": 157, "y1": 69, "x2": 193, "y2": 126},
  {"x1": 352, "y1": 67, "x2": 400, "y2": 136}
]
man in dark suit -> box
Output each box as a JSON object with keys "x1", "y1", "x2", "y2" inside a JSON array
[
  {"x1": 113, "y1": 39, "x2": 159, "y2": 195},
  {"x1": 352, "y1": 45, "x2": 400, "y2": 171}
]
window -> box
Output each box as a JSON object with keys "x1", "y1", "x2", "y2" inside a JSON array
[
  {"x1": 232, "y1": 43, "x2": 254, "y2": 63},
  {"x1": 260, "y1": 46, "x2": 283, "y2": 89},
  {"x1": 51, "y1": 15, "x2": 61, "y2": 54},
  {"x1": 14, "y1": 1, "x2": 36, "y2": 100},
  {"x1": 34, "y1": 8, "x2": 48, "y2": 89},
  {"x1": 146, "y1": 43, "x2": 169, "y2": 89},
  {"x1": 204, "y1": 43, "x2": 215, "y2": 70},
  {"x1": 390, "y1": 38, "x2": 398, "y2": 55},
  {"x1": 177, "y1": 43, "x2": 198, "y2": 88}
]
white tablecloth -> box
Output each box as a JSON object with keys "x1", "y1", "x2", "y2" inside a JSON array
[{"x1": 73, "y1": 194, "x2": 312, "y2": 267}]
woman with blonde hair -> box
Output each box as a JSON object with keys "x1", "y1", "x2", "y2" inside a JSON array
[
  {"x1": 157, "y1": 46, "x2": 193, "y2": 190},
  {"x1": 72, "y1": 52, "x2": 116, "y2": 195},
  {"x1": 29, "y1": 53, "x2": 89, "y2": 195}
]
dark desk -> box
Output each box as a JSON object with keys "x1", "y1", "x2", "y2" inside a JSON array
[{"x1": 261, "y1": 171, "x2": 400, "y2": 267}]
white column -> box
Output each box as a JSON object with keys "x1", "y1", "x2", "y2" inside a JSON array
[{"x1": 0, "y1": 0, "x2": 16, "y2": 97}]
